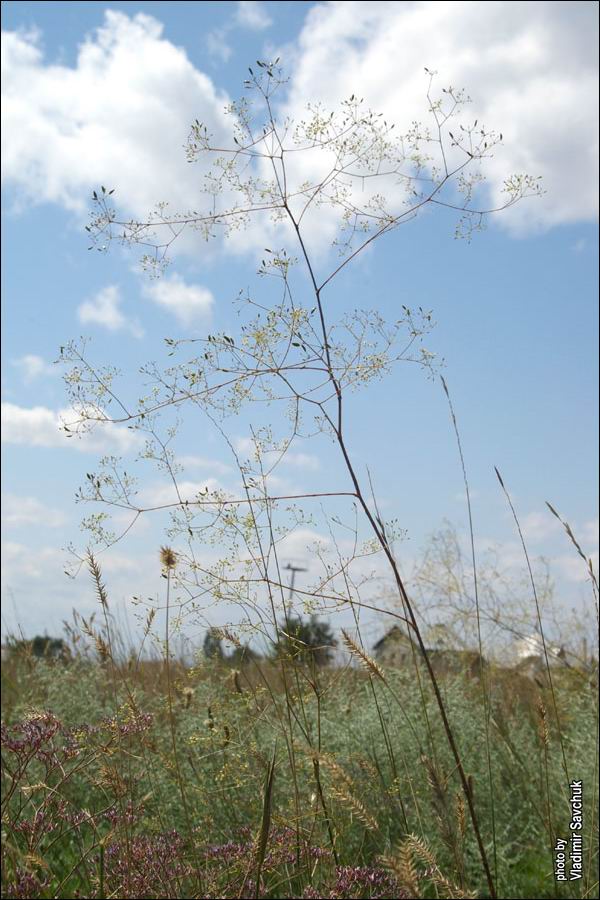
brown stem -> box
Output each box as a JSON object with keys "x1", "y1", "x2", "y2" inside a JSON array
[{"x1": 284, "y1": 201, "x2": 497, "y2": 899}]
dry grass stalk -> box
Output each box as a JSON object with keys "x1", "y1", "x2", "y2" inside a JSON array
[
  {"x1": 546, "y1": 501, "x2": 599, "y2": 606},
  {"x1": 341, "y1": 630, "x2": 385, "y2": 681},
  {"x1": 86, "y1": 552, "x2": 109, "y2": 608},
  {"x1": 385, "y1": 835, "x2": 475, "y2": 900},
  {"x1": 380, "y1": 842, "x2": 421, "y2": 898},
  {"x1": 454, "y1": 791, "x2": 466, "y2": 842},
  {"x1": 93, "y1": 634, "x2": 111, "y2": 662},
  {"x1": 329, "y1": 784, "x2": 378, "y2": 831},
  {"x1": 537, "y1": 697, "x2": 550, "y2": 747},
  {"x1": 309, "y1": 751, "x2": 378, "y2": 831},
  {"x1": 211, "y1": 627, "x2": 242, "y2": 648},
  {"x1": 421, "y1": 756, "x2": 466, "y2": 887}
]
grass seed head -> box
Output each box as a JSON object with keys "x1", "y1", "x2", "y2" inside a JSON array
[{"x1": 160, "y1": 546, "x2": 177, "y2": 570}]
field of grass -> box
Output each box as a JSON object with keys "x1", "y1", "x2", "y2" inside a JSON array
[
  {"x1": 1, "y1": 51, "x2": 591, "y2": 900},
  {"x1": 1, "y1": 643, "x2": 597, "y2": 899}
]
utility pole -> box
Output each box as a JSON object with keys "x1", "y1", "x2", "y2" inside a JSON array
[{"x1": 284, "y1": 563, "x2": 307, "y2": 609}]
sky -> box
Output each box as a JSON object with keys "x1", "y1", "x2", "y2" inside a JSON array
[{"x1": 1, "y1": 1, "x2": 598, "y2": 651}]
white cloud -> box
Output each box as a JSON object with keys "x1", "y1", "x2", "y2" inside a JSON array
[
  {"x1": 2, "y1": 3, "x2": 596, "y2": 280},
  {"x1": 276, "y1": 527, "x2": 331, "y2": 575},
  {"x1": 206, "y1": 2, "x2": 272, "y2": 62},
  {"x1": 141, "y1": 273, "x2": 213, "y2": 325},
  {"x1": 1, "y1": 540, "x2": 65, "y2": 582},
  {"x1": 1, "y1": 402, "x2": 140, "y2": 454},
  {"x1": 236, "y1": 1, "x2": 273, "y2": 31},
  {"x1": 0, "y1": 539, "x2": 160, "y2": 638},
  {"x1": 283, "y1": 451, "x2": 320, "y2": 471},
  {"x1": 580, "y1": 517, "x2": 599, "y2": 548},
  {"x1": 2, "y1": 12, "x2": 230, "y2": 222},
  {"x1": 1, "y1": 494, "x2": 66, "y2": 527},
  {"x1": 521, "y1": 510, "x2": 562, "y2": 544},
  {"x1": 140, "y1": 478, "x2": 224, "y2": 508},
  {"x1": 2, "y1": 403, "x2": 72, "y2": 448},
  {"x1": 78, "y1": 284, "x2": 143, "y2": 337},
  {"x1": 554, "y1": 551, "x2": 600, "y2": 584},
  {"x1": 473, "y1": 524, "x2": 599, "y2": 590},
  {"x1": 12, "y1": 354, "x2": 56, "y2": 383},
  {"x1": 473, "y1": 534, "x2": 529, "y2": 572},
  {"x1": 99, "y1": 552, "x2": 146, "y2": 575},
  {"x1": 521, "y1": 510, "x2": 598, "y2": 553},
  {"x1": 205, "y1": 28, "x2": 233, "y2": 63},
  {"x1": 283, "y1": 0, "x2": 598, "y2": 235}
]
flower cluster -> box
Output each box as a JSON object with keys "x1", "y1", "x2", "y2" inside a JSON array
[
  {"x1": 103, "y1": 831, "x2": 192, "y2": 899},
  {"x1": 3, "y1": 869, "x2": 48, "y2": 900},
  {"x1": 104, "y1": 799, "x2": 143, "y2": 827},
  {"x1": 302, "y1": 865, "x2": 404, "y2": 899},
  {"x1": 1, "y1": 712, "x2": 62, "y2": 763}
]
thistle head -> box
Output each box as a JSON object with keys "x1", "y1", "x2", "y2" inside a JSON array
[{"x1": 160, "y1": 546, "x2": 177, "y2": 570}]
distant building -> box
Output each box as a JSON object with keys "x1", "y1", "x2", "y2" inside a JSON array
[
  {"x1": 513, "y1": 633, "x2": 584, "y2": 675},
  {"x1": 373, "y1": 625, "x2": 486, "y2": 678},
  {"x1": 372, "y1": 625, "x2": 416, "y2": 667}
]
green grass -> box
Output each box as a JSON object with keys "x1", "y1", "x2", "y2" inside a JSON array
[{"x1": 1, "y1": 653, "x2": 597, "y2": 899}]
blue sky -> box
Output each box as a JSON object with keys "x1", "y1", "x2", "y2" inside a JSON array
[{"x1": 2, "y1": 1, "x2": 598, "y2": 651}]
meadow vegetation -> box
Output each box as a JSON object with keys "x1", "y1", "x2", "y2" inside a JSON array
[
  {"x1": 2, "y1": 62, "x2": 597, "y2": 899},
  {"x1": 1, "y1": 620, "x2": 597, "y2": 899}
]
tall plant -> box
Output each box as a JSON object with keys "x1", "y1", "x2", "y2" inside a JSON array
[{"x1": 61, "y1": 62, "x2": 543, "y2": 897}]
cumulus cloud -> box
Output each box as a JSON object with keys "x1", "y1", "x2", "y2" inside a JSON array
[
  {"x1": 206, "y1": 2, "x2": 272, "y2": 63},
  {"x1": 78, "y1": 284, "x2": 143, "y2": 337},
  {"x1": 279, "y1": 527, "x2": 330, "y2": 553},
  {"x1": 473, "y1": 521, "x2": 599, "y2": 587},
  {"x1": 236, "y1": 1, "x2": 273, "y2": 31},
  {"x1": 1, "y1": 540, "x2": 65, "y2": 582},
  {"x1": 0, "y1": 539, "x2": 159, "y2": 637},
  {"x1": 12, "y1": 354, "x2": 56, "y2": 383},
  {"x1": 1, "y1": 494, "x2": 66, "y2": 527},
  {"x1": 275, "y1": 527, "x2": 331, "y2": 578},
  {"x1": 2, "y1": 11, "x2": 230, "y2": 222},
  {"x1": 283, "y1": 0, "x2": 599, "y2": 235},
  {"x1": 1, "y1": 3, "x2": 596, "y2": 273},
  {"x1": 141, "y1": 273, "x2": 214, "y2": 326},
  {"x1": 1, "y1": 402, "x2": 140, "y2": 453}
]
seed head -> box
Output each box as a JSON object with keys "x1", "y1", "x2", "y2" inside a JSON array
[{"x1": 160, "y1": 546, "x2": 177, "y2": 569}]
